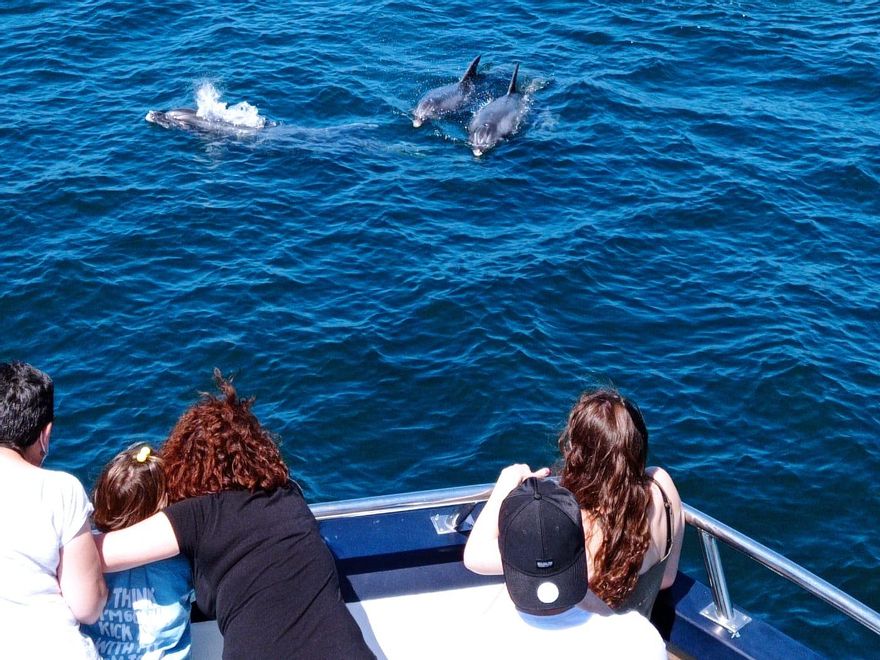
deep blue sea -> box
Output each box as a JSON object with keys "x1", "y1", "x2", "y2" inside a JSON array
[{"x1": 1, "y1": 0, "x2": 878, "y2": 655}]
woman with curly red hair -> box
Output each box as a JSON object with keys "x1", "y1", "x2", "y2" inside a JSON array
[
  {"x1": 465, "y1": 388, "x2": 683, "y2": 616},
  {"x1": 97, "y1": 370, "x2": 374, "y2": 659}
]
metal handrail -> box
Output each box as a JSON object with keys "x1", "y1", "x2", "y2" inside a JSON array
[
  {"x1": 310, "y1": 483, "x2": 880, "y2": 637},
  {"x1": 683, "y1": 503, "x2": 880, "y2": 636},
  {"x1": 311, "y1": 482, "x2": 494, "y2": 520}
]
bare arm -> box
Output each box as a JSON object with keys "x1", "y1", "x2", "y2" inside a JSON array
[
  {"x1": 463, "y1": 464, "x2": 550, "y2": 575},
  {"x1": 646, "y1": 466, "x2": 684, "y2": 589},
  {"x1": 95, "y1": 512, "x2": 180, "y2": 573},
  {"x1": 57, "y1": 521, "x2": 108, "y2": 625}
]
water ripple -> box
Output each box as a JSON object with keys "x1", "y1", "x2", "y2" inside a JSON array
[{"x1": 2, "y1": 1, "x2": 879, "y2": 655}]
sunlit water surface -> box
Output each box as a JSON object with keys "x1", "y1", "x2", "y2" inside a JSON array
[{"x1": 1, "y1": 1, "x2": 878, "y2": 655}]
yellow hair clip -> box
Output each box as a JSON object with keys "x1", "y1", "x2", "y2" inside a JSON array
[{"x1": 135, "y1": 446, "x2": 152, "y2": 463}]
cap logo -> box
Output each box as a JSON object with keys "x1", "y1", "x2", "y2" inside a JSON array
[
  {"x1": 536, "y1": 582, "x2": 560, "y2": 604},
  {"x1": 536, "y1": 559, "x2": 554, "y2": 569}
]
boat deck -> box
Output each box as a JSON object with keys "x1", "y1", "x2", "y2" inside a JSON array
[
  {"x1": 185, "y1": 486, "x2": 878, "y2": 658},
  {"x1": 192, "y1": 583, "x2": 687, "y2": 659}
]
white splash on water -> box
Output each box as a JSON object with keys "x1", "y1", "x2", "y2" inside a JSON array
[{"x1": 194, "y1": 82, "x2": 267, "y2": 128}]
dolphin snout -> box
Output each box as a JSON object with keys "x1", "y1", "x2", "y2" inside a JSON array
[
  {"x1": 145, "y1": 110, "x2": 174, "y2": 129},
  {"x1": 412, "y1": 103, "x2": 430, "y2": 128},
  {"x1": 469, "y1": 125, "x2": 494, "y2": 156}
]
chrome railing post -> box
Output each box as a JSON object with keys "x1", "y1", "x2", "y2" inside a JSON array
[
  {"x1": 698, "y1": 530, "x2": 751, "y2": 635},
  {"x1": 685, "y1": 503, "x2": 880, "y2": 638}
]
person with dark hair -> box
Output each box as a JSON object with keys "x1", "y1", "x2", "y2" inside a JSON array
[
  {"x1": 463, "y1": 472, "x2": 666, "y2": 657},
  {"x1": 556, "y1": 389, "x2": 684, "y2": 614},
  {"x1": 0, "y1": 361, "x2": 108, "y2": 658},
  {"x1": 83, "y1": 443, "x2": 194, "y2": 659},
  {"x1": 464, "y1": 389, "x2": 683, "y2": 617},
  {"x1": 97, "y1": 370, "x2": 374, "y2": 659}
]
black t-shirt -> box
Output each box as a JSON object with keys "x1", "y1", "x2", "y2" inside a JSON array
[{"x1": 165, "y1": 486, "x2": 374, "y2": 659}]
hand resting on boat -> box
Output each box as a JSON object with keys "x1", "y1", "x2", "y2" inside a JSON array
[{"x1": 463, "y1": 463, "x2": 550, "y2": 575}]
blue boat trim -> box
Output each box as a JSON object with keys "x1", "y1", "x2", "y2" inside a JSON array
[
  {"x1": 316, "y1": 500, "x2": 824, "y2": 657},
  {"x1": 190, "y1": 486, "x2": 878, "y2": 658}
]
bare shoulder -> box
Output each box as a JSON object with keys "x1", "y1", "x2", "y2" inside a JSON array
[
  {"x1": 646, "y1": 466, "x2": 681, "y2": 503},
  {"x1": 645, "y1": 466, "x2": 684, "y2": 537},
  {"x1": 646, "y1": 467, "x2": 685, "y2": 587}
]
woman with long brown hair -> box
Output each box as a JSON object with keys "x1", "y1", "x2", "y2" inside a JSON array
[
  {"x1": 97, "y1": 370, "x2": 374, "y2": 659},
  {"x1": 465, "y1": 388, "x2": 683, "y2": 616},
  {"x1": 557, "y1": 389, "x2": 683, "y2": 613}
]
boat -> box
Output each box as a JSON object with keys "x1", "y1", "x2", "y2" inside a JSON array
[{"x1": 189, "y1": 483, "x2": 880, "y2": 658}]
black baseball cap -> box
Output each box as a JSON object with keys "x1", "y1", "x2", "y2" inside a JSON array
[{"x1": 498, "y1": 477, "x2": 588, "y2": 615}]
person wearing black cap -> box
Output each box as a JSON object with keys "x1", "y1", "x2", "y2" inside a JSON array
[{"x1": 464, "y1": 466, "x2": 666, "y2": 658}]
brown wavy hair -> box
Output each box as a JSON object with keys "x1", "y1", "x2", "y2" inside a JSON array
[
  {"x1": 93, "y1": 443, "x2": 167, "y2": 532},
  {"x1": 161, "y1": 369, "x2": 291, "y2": 503},
  {"x1": 557, "y1": 389, "x2": 651, "y2": 608}
]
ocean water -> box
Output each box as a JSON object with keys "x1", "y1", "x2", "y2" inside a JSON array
[{"x1": 1, "y1": 0, "x2": 878, "y2": 655}]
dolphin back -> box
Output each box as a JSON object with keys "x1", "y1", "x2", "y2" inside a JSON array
[
  {"x1": 460, "y1": 55, "x2": 482, "y2": 84},
  {"x1": 507, "y1": 63, "x2": 520, "y2": 96},
  {"x1": 145, "y1": 107, "x2": 267, "y2": 135},
  {"x1": 468, "y1": 64, "x2": 527, "y2": 155}
]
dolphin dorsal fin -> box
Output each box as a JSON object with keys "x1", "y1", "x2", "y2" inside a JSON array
[
  {"x1": 461, "y1": 54, "x2": 481, "y2": 83},
  {"x1": 507, "y1": 63, "x2": 520, "y2": 95}
]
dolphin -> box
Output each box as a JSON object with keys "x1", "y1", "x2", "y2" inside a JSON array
[
  {"x1": 145, "y1": 109, "x2": 264, "y2": 135},
  {"x1": 467, "y1": 64, "x2": 525, "y2": 157},
  {"x1": 412, "y1": 55, "x2": 481, "y2": 128}
]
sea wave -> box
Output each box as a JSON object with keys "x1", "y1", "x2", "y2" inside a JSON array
[{"x1": 1, "y1": 1, "x2": 879, "y2": 655}]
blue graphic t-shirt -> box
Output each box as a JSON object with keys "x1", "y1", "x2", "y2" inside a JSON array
[{"x1": 82, "y1": 555, "x2": 194, "y2": 660}]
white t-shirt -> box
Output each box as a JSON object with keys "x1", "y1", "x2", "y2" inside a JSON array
[
  {"x1": 462, "y1": 589, "x2": 667, "y2": 659},
  {"x1": 0, "y1": 463, "x2": 99, "y2": 659}
]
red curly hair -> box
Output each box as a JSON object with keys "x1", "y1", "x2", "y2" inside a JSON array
[
  {"x1": 161, "y1": 369, "x2": 291, "y2": 503},
  {"x1": 557, "y1": 389, "x2": 652, "y2": 609}
]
